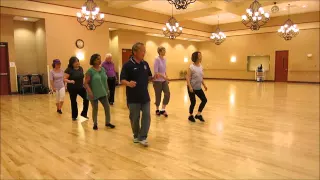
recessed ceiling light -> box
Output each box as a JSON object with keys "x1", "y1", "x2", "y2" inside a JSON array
[
  {"x1": 283, "y1": 8, "x2": 287, "y2": 11},
  {"x1": 23, "y1": 17, "x2": 28, "y2": 20},
  {"x1": 302, "y1": 5, "x2": 307, "y2": 8}
]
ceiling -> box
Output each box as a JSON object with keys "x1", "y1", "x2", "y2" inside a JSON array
[{"x1": 114, "y1": 0, "x2": 320, "y2": 25}]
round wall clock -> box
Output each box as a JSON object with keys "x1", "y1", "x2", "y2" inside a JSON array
[{"x1": 75, "y1": 39, "x2": 84, "y2": 49}]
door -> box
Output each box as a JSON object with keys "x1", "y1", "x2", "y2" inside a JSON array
[
  {"x1": 122, "y1": 49, "x2": 132, "y2": 65},
  {"x1": 0, "y1": 42, "x2": 11, "y2": 95},
  {"x1": 275, "y1": 50, "x2": 288, "y2": 82}
]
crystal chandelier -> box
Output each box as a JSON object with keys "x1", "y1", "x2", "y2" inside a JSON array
[
  {"x1": 167, "y1": 0, "x2": 196, "y2": 10},
  {"x1": 278, "y1": 4, "x2": 299, "y2": 41},
  {"x1": 210, "y1": 16, "x2": 226, "y2": 45},
  {"x1": 76, "y1": 0, "x2": 105, "y2": 30},
  {"x1": 162, "y1": 6, "x2": 183, "y2": 39},
  {"x1": 241, "y1": 0, "x2": 270, "y2": 31}
]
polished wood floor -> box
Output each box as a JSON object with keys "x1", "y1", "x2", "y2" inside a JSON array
[{"x1": 1, "y1": 80, "x2": 319, "y2": 179}]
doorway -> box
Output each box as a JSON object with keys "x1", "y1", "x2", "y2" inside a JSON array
[
  {"x1": 122, "y1": 49, "x2": 132, "y2": 65},
  {"x1": 275, "y1": 50, "x2": 289, "y2": 82},
  {"x1": 0, "y1": 42, "x2": 11, "y2": 95}
]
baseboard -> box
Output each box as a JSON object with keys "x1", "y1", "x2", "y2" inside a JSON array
[
  {"x1": 204, "y1": 78, "x2": 319, "y2": 84},
  {"x1": 204, "y1": 78, "x2": 274, "y2": 82},
  {"x1": 287, "y1": 81, "x2": 320, "y2": 84}
]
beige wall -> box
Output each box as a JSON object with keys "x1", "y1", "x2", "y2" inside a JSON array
[
  {"x1": 199, "y1": 28, "x2": 320, "y2": 82},
  {"x1": 110, "y1": 30, "x2": 198, "y2": 80},
  {"x1": 14, "y1": 20, "x2": 38, "y2": 74},
  {"x1": 35, "y1": 19, "x2": 48, "y2": 85},
  {"x1": 1, "y1": 9, "x2": 110, "y2": 92},
  {"x1": 44, "y1": 13, "x2": 109, "y2": 72}
]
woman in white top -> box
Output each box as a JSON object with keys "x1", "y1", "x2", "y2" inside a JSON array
[{"x1": 186, "y1": 51, "x2": 208, "y2": 122}]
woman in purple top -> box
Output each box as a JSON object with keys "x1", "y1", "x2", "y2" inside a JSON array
[
  {"x1": 49, "y1": 59, "x2": 65, "y2": 114},
  {"x1": 153, "y1": 46, "x2": 170, "y2": 117},
  {"x1": 102, "y1": 53, "x2": 117, "y2": 105}
]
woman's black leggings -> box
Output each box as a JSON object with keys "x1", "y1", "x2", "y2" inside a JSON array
[{"x1": 188, "y1": 87, "x2": 207, "y2": 114}]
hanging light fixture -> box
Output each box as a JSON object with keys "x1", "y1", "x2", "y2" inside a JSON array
[
  {"x1": 76, "y1": 0, "x2": 105, "y2": 30},
  {"x1": 210, "y1": 16, "x2": 226, "y2": 45},
  {"x1": 167, "y1": 0, "x2": 196, "y2": 10},
  {"x1": 278, "y1": 4, "x2": 299, "y2": 41},
  {"x1": 162, "y1": 5, "x2": 183, "y2": 39},
  {"x1": 241, "y1": 0, "x2": 270, "y2": 31}
]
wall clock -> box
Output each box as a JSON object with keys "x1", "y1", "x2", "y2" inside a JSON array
[{"x1": 75, "y1": 39, "x2": 84, "y2": 49}]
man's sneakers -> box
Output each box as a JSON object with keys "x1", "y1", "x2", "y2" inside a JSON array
[
  {"x1": 139, "y1": 139, "x2": 148, "y2": 147},
  {"x1": 133, "y1": 138, "x2": 148, "y2": 147}
]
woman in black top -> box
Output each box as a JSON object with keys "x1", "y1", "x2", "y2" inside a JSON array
[{"x1": 64, "y1": 56, "x2": 89, "y2": 120}]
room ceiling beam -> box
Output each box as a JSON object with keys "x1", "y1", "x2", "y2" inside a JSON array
[
  {"x1": 175, "y1": 7, "x2": 221, "y2": 21},
  {"x1": 197, "y1": 0, "x2": 299, "y2": 16},
  {"x1": 106, "y1": 0, "x2": 148, "y2": 9}
]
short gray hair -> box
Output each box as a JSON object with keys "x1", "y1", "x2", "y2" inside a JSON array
[
  {"x1": 105, "y1": 53, "x2": 112, "y2": 59},
  {"x1": 157, "y1": 46, "x2": 165, "y2": 55},
  {"x1": 132, "y1": 42, "x2": 144, "y2": 55}
]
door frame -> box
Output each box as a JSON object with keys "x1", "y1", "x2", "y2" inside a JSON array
[
  {"x1": 275, "y1": 50, "x2": 289, "y2": 82},
  {"x1": 0, "y1": 42, "x2": 11, "y2": 94}
]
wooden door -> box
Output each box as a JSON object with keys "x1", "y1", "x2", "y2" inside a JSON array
[
  {"x1": 275, "y1": 51, "x2": 289, "y2": 82},
  {"x1": 122, "y1": 49, "x2": 132, "y2": 65},
  {"x1": 0, "y1": 42, "x2": 11, "y2": 95}
]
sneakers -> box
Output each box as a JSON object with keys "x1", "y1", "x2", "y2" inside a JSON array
[
  {"x1": 133, "y1": 138, "x2": 139, "y2": 143},
  {"x1": 72, "y1": 118, "x2": 77, "y2": 121},
  {"x1": 160, "y1": 110, "x2": 168, "y2": 117},
  {"x1": 156, "y1": 110, "x2": 160, "y2": 116},
  {"x1": 57, "y1": 109, "x2": 62, "y2": 114},
  {"x1": 139, "y1": 139, "x2": 148, "y2": 147},
  {"x1": 105, "y1": 123, "x2": 115, "y2": 129},
  {"x1": 188, "y1": 115, "x2": 196, "y2": 122},
  {"x1": 93, "y1": 125, "x2": 98, "y2": 130},
  {"x1": 195, "y1": 115, "x2": 205, "y2": 122}
]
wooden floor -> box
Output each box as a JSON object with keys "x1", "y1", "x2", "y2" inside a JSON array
[{"x1": 0, "y1": 80, "x2": 319, "y2": 179}]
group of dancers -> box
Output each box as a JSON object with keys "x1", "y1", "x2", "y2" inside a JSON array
[{"x1": 49, "y1": 42, "x2": 207, "y2": 147}]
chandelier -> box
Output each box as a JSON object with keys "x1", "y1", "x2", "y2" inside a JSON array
[
  {"x1": 76, "y1": 0, "x2": 105, "y2": 30},
  {"x1": 241, "y1": 0, "x2": 270, "y2": 31},
  {"x1": 167, "y1": 0, "x2": 196, "y2": 10},
  {"x1": 278, "y1": 4, "x2": 299, "y2": 41},
  {"x1": 162, "y1": 6, "x2": 182, "y2": 39},
  {"x1": 210, "y1": 16, "x2": 226, "y2": 45}
]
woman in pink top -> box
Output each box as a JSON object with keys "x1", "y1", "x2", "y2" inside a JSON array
[{"x1": 153, "y1": 46, "x2": 170, "y2": 117}]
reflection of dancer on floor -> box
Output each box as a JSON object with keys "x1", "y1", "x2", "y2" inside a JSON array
[
  {"x1": 153, "y1": 46, "x2": 170, "y2": 117},
  {"x1": 50, "y1": 59, "x2": 65, "y2": 114},
  {"x1": 186, "y1": 51, "x2": 208, "y2": 122}
]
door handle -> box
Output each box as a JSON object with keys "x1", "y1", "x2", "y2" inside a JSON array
[{"x1": 0, "y1": 73, "x2": 8, "y2": 75}]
